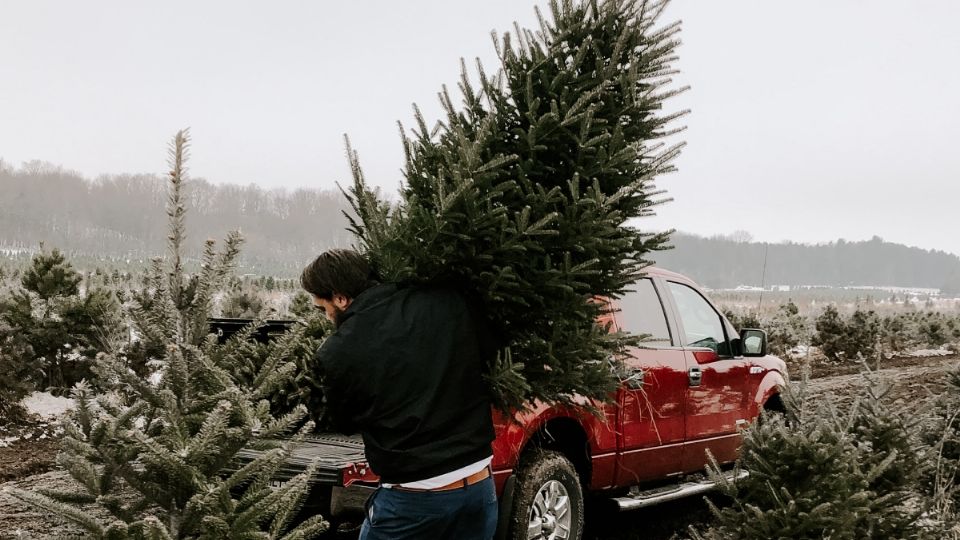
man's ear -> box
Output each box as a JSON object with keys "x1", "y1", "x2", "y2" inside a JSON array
[{"x1": 333, "y1": 293, "x2": 351, "y2": 310}]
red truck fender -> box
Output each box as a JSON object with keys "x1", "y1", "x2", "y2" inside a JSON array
[
  {"x1": 745, "y1": 368, "x2": 788, "y2": 422},
  {"x1": 492, "y1": 406, "x2": 598, "y2": 485}
]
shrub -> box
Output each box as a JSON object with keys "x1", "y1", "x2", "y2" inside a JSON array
[
  {"x1": 813, "y1": 306, "x2": 880, "y2": 362},
  {"x1": 917, "y1": 312, "x2": 949, "y2": 348},
  {"x1": 220, "y1": 286, "x2": 267, "y2": 318},
  {"x1": 288, "y1": 291, "x2": 314, "y2": 319},
  {"x1": 766, "y1": 300, "x2": 808, "y2": 357},
  {"x1": 692, "y1": 378, "x2": 928, "y2": 539},
  {"x1": 0, "y1": 320, "x2": 39, "y2": 420},
  {"x1": 723, "y1": 308, "x2": 762, "y2": 331},
  {"x1": 920, "y1": 365, "x2": 960, "y2": 530},
  {"x1": 0, "y1": 248, "x2": 123, "y2": 392}
]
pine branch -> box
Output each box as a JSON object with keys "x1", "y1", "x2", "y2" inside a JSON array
[
  {"x1": 4, "y1": 487, "x2": 106, "y2": 536},
  {"x1": 166, "y1": 129, "x2": 190, "y2": 322},
  {"x1": 278, "y1": 515, "x2": 330, "y2": 540}
]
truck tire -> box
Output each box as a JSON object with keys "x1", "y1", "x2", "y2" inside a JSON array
[{"x1": 506, "y1": 449, "x2": 584, "y2": 540}]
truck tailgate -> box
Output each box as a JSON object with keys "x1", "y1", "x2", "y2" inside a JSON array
[{"x1": 235, "y1": 433, "x2": 377, "y2": 486}]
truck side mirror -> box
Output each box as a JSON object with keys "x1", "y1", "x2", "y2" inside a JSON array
[{"x1": 740, "y1": 328, "x2": 767, "y2": 357}]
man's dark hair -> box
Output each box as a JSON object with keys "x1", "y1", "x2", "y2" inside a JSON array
[{"x1": 301, "y1": 249, "x2": 378, "y2": 300}]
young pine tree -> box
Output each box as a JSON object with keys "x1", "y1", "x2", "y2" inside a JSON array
[
  {"x1": 345, "y1": 0, "x2": 686, "y2": 409},
  {"x1": 692, "y1": 377, "x2": 928, "y2": 540},
  {"x1": 0, "y1": 319, "x2": 38, "y2": 420},
  {"x1": 766, "y1": 300, "x2": 807, "y2": 357},
  {"x1": 287, "y1": 292, "x2": 314, "y2": 320},
  {"x1": 4, "y1": 130, "x2": 328, "y2": 540},
  {"x1": 0, "y1": 247, "x2": 122, "y2": 392},
  {"x1": 813, "y1": 305, "x2": 879, "y2": 363},
  {"x1": 919, "y1": 365, "x2": 960, "y2": 532},
  {"x1": 220, "y1": 286, "x2": 267, "y2": 319}
]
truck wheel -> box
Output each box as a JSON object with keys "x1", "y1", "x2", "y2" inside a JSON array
[{"x1": 506, "y1": 449, "x2": 584, "y2": 540}]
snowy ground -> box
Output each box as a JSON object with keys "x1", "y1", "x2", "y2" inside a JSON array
[
  {"x1": 19, "y1": 392, "x2": 73, "y2": 420},
  {"x1": 0, "y1": 393, "x2": 72, "y2": 449},
  {"x1": 908, "y1": 348, "x2": 954, "y2": 358}
]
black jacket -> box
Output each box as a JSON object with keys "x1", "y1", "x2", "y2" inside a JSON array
[{"x1": 315, "y1": 283, "x2": 497, "y2": 484}]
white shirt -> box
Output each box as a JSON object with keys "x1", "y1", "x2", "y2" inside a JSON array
[{"x1": 382, "y1": 456, "x2": 493, "y2": 489}]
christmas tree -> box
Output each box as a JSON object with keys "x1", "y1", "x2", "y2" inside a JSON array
[
  {"x1": 692, "y1": 376, "x2": 927, "y2": 539},
  {"x1": 0, "y1": 319, "x2": 38, "y2": 420},
  {"x1": 0, "y1": 247, "x2": 122, "y2": 392},
  {"x1": 345, "y1": 0, "x2": 686, "y2": 409},
  {"x1": 4, "y1": 131, "x2": 328, "y2": 539}
]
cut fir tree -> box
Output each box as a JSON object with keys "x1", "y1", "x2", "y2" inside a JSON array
[{"x1": 345, "y1": 0, "x2": 687, "y2": 410}]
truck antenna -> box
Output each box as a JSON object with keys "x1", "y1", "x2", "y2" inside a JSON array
[{"x1": 757, "y1": 242, "x2": 769, "y2": 313}]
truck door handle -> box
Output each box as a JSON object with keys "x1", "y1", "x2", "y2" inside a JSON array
[{"x1": 689, "y1": 366, "x2": 702, "y2": 387}]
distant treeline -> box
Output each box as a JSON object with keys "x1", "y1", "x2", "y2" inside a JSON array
[
  {"x1": 4, "y1": 161, "x2": 959, "y2": 290},
  {"x1": 654, "y1": 232, "x2": 960, "y2": 293},
  {"x1": 0, "y1": 161, "x2": 354, "y2": 275}
]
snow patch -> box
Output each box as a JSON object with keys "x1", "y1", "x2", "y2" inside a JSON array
[
  {"x1": 20, "y1": 391, "x2": 74, "y2": 419},
  {"x1": 907, "y1": 348, "x2": 952, "y2": 358}
]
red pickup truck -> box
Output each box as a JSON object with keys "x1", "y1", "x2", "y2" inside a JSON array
[{"x1": 226, "y1": 267, "x2": 787, "y2": 539}]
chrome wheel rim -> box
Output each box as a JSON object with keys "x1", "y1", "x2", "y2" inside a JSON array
[{"x1": 526, "y1": 479, "x2": 572, "y2": 539}]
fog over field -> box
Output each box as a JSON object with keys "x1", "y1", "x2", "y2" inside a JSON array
[{"x1": 2, "y1": 1, "x2": 958, "y2": 254}]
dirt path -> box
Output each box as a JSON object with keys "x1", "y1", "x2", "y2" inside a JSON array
[
  {"x1": 805, "y1": 354, "x2": 957, "y2": 409},
  {"x1": 2, "y1": 355, "x2": 957, "y2": 539}
]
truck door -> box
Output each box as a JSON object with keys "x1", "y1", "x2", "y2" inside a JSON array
[
  {"x1": 612, "y1": 278, "x2": 687, "y2": 486},
  {"x1": 661, "y1": 280, "x2": 751, "y2": 473}
]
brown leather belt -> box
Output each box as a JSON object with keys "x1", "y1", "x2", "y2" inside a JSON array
[{"x1": 390, "y1": 466, "x2": 492, "y2": 493}]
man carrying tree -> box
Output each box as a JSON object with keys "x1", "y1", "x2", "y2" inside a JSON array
[
  {"x1": 301, "y1": 248, "x2": 499, "y2": 540},
  {"x1": 299, "y1": 2, "x2": 684, "y2": 538}
]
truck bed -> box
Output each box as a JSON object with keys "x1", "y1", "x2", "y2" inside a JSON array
[{"x1": 235, "y1": 432, "x2": 373, "y2": 486}]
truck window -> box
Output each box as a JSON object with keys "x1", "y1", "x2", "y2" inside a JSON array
[
  {"x1": 667, "y1": 281, "x2": 729, "y2": 356},
  {"x1": 617, "y1": 278, "x2": 672, "y2": 345}
]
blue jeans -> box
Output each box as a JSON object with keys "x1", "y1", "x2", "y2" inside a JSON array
[{"x1": 359, "y1": 476, "x2": 498, "y2": 540}]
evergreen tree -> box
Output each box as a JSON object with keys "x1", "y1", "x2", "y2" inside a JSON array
[
  {"x1": 211, "y1": 314, "x2": 330, "y2": 423},
  {"x1": 5, "y1": 130, "x2": 328, "y2": 539},
  {"x1": 0, "y1": 319, "x2": 38, "y2": 420},
  {"x1": 723, "y1": 308, "x2": 762, "y2": 331},
  {"x1": 881, "y1": 313, "x2": 915, "y2": 355},
  {"x1": 766, "y1": 300, "x2": 807, "y2": 357},
  {"x1": 345, "y1": 0, "x2": 685, "y2": 409},
  {"x1": 918, "y1": 312, "x2": 949, "y2": 348},
  {"x1": 920, "y1": 365, "x2": 960, "y2": 530},
  {"x1": 692, "y1": 378, "x2": 928, "y2": 539},
  {"x1": 813, "y1": 304, "x2": 847, "y2": 361},
  {"x1": 287, "y1": 292, "x2": 314, "y2": 320},
  {"x1": 220, "y1": 286, "x2": 267, "y2": 319},
  {"x1": 0, "y1": 247, "x2": 122, "y2": 391},
  {"x1": 813, "y1": 305, "x2": 880, "y2": 362},
  {"x1": 21, "y1": 246, "x2": 82, "y2": 300},
  {"x1": 847, "y1": 308, "x2": 881, "y2": 358}
]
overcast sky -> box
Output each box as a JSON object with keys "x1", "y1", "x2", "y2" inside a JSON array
[{"x1": 2, "y1": 1, "x2": 958, "y2": 256}]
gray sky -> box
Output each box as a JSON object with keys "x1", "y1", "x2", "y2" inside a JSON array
[{"x1": 2, "y1": 1, "x2": 958, "y2": 256}]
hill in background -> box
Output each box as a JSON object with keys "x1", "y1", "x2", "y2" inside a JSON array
[
  {"x1": 3, "y1": 161, "x2": 959, "y2": 293},
  {"x1": 0, "y1": 161, "x2": 353, "y2": 275},
  {"x1": 654, "y1": 232, "x2": 960, "y2": 294}
]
